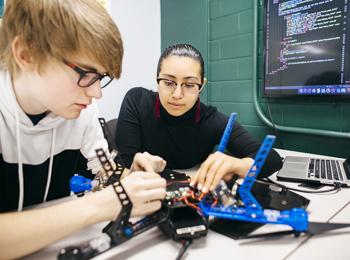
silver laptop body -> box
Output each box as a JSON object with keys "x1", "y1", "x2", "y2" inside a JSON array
[{"x1": 277, "y1": 156, "x2": 350, "y2": 187}]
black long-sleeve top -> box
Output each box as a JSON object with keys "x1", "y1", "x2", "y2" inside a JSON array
[{"x1": 116, "y1": 87, "x2": 283, "y2": 177}]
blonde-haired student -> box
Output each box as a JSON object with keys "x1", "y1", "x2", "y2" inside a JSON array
[{"x1": 0, "y1": 0, "x2": 166, "y2": 258}]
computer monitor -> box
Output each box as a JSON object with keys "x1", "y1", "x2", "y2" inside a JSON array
[{"x1": 264, "y1": 0, "x2": 350, "y2": 97}]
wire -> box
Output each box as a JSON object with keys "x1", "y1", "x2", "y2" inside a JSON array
[
  {"x1": 263, "y1": 177, "x2": 342, "y2": 194},
  {"x1": 166, "y1": 180, "x2": 190, "y2": 187},
  {"x1": 175, "y1": 239, "x2": 192, "y2": 260},
  {"x1": 183, "y1": 197, "x2": 201, "y2": 211},
  {"x1": 266, "y1": 99, "x2": 284, "y2": 149}
]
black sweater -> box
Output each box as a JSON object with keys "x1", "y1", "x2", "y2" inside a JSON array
[{"x1": 116, "y1": 87, "x2": 283, "y2": 177}]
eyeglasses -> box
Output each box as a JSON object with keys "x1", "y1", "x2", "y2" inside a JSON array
[
  {"x1": 64, "y1": 61, "x2": 113, "y2": 88},
  {"x1": 157, "y1": 78, "x2": 201, "y2": 95}
]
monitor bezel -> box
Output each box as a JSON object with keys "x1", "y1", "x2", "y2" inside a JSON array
[{"x1": 262, "y1": 0, "x2": 350, "y2": 98}]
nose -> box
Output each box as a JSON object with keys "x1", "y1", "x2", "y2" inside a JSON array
[
  {"x1": 172, "y1": 85, "x2": 184, "y2": 99},
  {"x1": 85, "y1": 81, "x2": 103, "y2": 99}
]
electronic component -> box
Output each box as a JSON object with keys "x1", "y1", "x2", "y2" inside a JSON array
[
  {"x1": 159, "y1": 168, "x2": 208, "y2": 240},
  {"x1": 158, "y1": 206, "x2": 207, "y2": 241},
  {"x1": 58, "y1": 133, "x2": 350, "y2": 260}
]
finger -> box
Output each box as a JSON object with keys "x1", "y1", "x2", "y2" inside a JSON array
[
  {"x1": 190, "y1": 171, "x2": 199, "y2": 187},
  {"x1": 121, "y1": 168, "x2": 130, "y2": 179},
  {"x1": 196, "y1": 156, "x2": 215, "y2": 189},
  {"x1": 154, "y1": 159, "x2": 167, "y2": 173},
  {"x1": 223, "y1": 174, "x2": 234, "y2": 182},
  {"x1": 141, "y1": 178, "x2": 166, "y2": 190},
  {"x1": 202, "y1": 159, "x2": 223, "y2": 193},
  {"x1": 132, "y1": 200, "x2": 162, "y2": 217},
  {"x1": 143, "y1": 153, "x2": 167, "y2": 173},
  {"x1": 140, "y1": 201, "x2": 163, "y2": 216},
  {"x1": 190, "y1": 168, "x2": 202, "y2": 189},
  {"x1": 131, "y1": 171, "x2": 163, "y2": 180},
  {"x1": 133, "y1": 153, "x2": 156, "y2": 173},
  {"x1": 210, "y1": 164, "x2": 229, "y2": 191},
  {"x1": 141, "y1": 188, "x2": 166, "y2": 201},
  {"x1": 110, "y1": 161, "x2": 117, "y2": 170},
  {"x1": 193, "y1": 165, "x2": 208, "y2": 190}
]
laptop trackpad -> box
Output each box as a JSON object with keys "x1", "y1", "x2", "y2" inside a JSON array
[{"x1": 279, "y1": 157, "x2": 309, "y2": 178}]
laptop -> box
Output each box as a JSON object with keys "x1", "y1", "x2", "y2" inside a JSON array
[{"x1": 277, "y1": 155, "x2": 350, "y2": 187}]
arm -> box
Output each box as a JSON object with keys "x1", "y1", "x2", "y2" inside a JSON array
[
  {"x1": 115, "y1": 88, "x2": 145, "y2": 168},
  {"x1": 0, "y1": 170, "x2": 166, "y2": 259},
  {"x1": 0, "y1": 186, "x2": 118, "y2": 259}
]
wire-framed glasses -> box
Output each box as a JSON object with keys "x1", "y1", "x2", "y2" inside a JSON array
[{"x1": 157, "y1": 78, "x2": 201, "y2": 95}]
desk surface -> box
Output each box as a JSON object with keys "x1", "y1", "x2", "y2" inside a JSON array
[{"x1": 25, "y1": 149, "x2": 350, "y2": 260}]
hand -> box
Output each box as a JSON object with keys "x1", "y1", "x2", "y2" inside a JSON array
[
  {"x1": 130, "y1": 152, "x2": 166, "y2": 174},
  {"x1": 121, "y1": 171, "x2": 166, "y2": 216},
  {"x1": 190, "y1": 152, "x2": 254, "y2": 193}
]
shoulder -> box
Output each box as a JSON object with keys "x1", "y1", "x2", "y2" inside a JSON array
[
  {"x1": 123, "y1": 87, "x2": 157, "y2": 110},
  {"x1": 200, "y1": 103, "x2": 227, "y2": 125},
  {"x1": 125, "y1": 87, "x2": 155, "y2": 101},
  {"x1": 199, "y1": 104, "x2": 248, "y2": 136}
]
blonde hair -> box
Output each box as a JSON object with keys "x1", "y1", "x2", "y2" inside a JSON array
[{"x1": 0, "y1": 0, "x2": 123, "y2": 78}]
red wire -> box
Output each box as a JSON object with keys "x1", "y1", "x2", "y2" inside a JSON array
[{"x1": 166, "y1": 180, "x2": 190, "y2": 187}]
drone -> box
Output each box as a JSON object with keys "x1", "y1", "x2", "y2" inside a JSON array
[{"x1": 57, "y1": 119, "x2": 350, "y2": 260}]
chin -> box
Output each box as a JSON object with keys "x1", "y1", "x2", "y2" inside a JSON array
[
  {"x1": 60, "y1": 110, "x2": 81, "y2": 120},
  {"x1": 168, "y1": 110, "x2": 186, "y2": 117}
]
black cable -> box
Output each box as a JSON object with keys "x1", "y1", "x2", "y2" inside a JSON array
[
  {"x1": 175, "y1": 239, "x2": 192, "y2": 260},
  {"x1": 266, "y1": 99, "x2": 284, "y2": 149},
  {"x1": 262, "y1": 177, "x2": 342, "y2": 194}
]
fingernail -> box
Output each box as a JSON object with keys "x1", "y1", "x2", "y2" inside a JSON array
[
  {"x1": 210, "y1": 185, "x2": 214, "y2": 191},
  {"x1": 202, "y1": 187, "x2": 208, "y2": 193},
  {"x1": 197, "y1": 184, "x2": 202, "y2": 191},
  {"x1": 189, "y1": 181, "x2": 194, "y2": 186}
]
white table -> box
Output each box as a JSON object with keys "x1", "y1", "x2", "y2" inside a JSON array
[{"x1": 25, "y1": 149, "x2": 350, "y2": 260}]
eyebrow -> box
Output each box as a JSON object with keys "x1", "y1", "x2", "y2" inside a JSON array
[
  {"x1": 160, "y1": 74, "x2": 200, "y2": 80},
  {"x1": 183, "y1": 76, "x2": 200, "y2": 80}
]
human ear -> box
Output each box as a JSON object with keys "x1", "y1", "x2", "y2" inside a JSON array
[
  {"x1": 199, "y1": 78, "x2": 207, "y2": 93},
  {"x1": 11, "y1": 36, "x2": 35, "y2": 72}
]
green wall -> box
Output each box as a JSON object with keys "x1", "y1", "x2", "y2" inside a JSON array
[
  {"x1": 161, "y1": 0, "x2": 209, "y2": 103},
  {"x1": 161, "y1": 0, "x2": 350, "y2": 158}
]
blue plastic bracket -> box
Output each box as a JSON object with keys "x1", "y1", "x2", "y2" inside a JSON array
[{"x1": 238, "y1": 135, "x2": 276, "y2": 210}]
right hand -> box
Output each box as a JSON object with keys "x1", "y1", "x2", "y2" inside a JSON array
[
  {"x1": 121, "y1": 171, "x2": 166, "y2": 216},
  {"x1": 130, "y1": 152, "x2": 166, "y2": 174}
]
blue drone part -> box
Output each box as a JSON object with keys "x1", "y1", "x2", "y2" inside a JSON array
[
  {"x1": 70, "y1": 175, "x2": 93, "y2": 194},
  {"x1": 239, "y1": 135, "x2": 275, "y2": 210},
  {"x1": 199, "y1": 135, "x2": 309, "y2": 233},
  {"x1": 217, "y1": 113, "x2": 237, "y2": 152}
]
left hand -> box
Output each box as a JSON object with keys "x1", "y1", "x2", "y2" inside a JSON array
[
  {"x1": 130, "y1": 152, "x2": 167, "y2": 174},
  {"x1": 190, "y1": 152, "x2": 254, "y2": 193}
]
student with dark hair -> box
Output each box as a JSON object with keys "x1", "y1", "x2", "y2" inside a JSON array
[
  {"x1": 116, "y1": 43, "x2": 283, "y2": 194},
  {"x1": 0, "y1": 1, "x2": 166, "y2": 258}
]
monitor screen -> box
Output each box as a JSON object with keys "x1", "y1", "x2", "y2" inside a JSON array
[{"x1": 264, "y1": 0, "x2": 350, "y2": 97}]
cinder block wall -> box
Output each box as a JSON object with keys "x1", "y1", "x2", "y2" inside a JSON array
[{"x1": 161, "y1": 0, "x2": 350, "y2": 157}]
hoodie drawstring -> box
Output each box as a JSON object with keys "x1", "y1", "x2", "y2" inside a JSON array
[
  {"x1": 43, "y1": 128, "x2": 56, "y2": 203},
  {"x1": 15, "y1": 111, "x2": 24, "y2": 211},
  {"x1": 15, "y1": 111, "x2": 56, "y2": 211}
]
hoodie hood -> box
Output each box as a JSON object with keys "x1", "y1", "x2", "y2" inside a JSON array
[
  {"x1": 0, "y1": 70, "x2": 108, "y2": 211},
  {"x1": 0, "y1": 70, "x2": 107, "y2": 164},
  {"x1": 0, "y1": 70, "x2": 66, "y2": 165}
]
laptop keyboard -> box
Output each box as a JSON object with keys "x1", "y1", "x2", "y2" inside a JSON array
[{"x1": 308, "y1": 159, "x2": 344, "y2": 182}]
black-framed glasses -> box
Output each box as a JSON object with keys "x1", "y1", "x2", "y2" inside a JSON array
[
  {"x1": 157, "y1": 78, "x2": 201, "y2": 95},
  {"x1": 64, "y1": 61, "x2": 114, "y2": 88}
]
